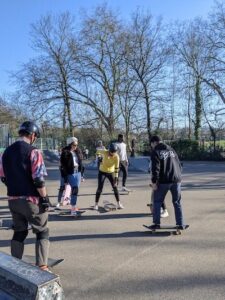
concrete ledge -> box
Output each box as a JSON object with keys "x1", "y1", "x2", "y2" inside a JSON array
[{"x1": 0, "y1": 252, "x2": 64, "y2": 299}]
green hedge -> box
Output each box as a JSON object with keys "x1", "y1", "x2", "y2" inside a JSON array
[{"x1": 169, "y1": 140, "x2": 225, "y2": 161}]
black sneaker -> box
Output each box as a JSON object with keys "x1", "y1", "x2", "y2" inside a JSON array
[
  {"x1": 149, "y1": 224, "x2": 160, "y2": 230},
  {"x1": 176, "y1": 225, "x2": 188, "y2": 230}
]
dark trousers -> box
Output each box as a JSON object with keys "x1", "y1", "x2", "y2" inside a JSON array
[
  {"x1": 153, "y1": 183, "x2": 184, "y2": 226},
  {"x1": 95, "y1": 171, "x2": 120, "y2": 203},
  {"x1": 119, "y1": 161, "x2": 128, "y2": 187},
  {"x1": 8, "y1": 198, "x2": 49, "y2": 266}
]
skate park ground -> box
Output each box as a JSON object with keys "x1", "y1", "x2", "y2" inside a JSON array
[{"x1": 0, "y1": 157, "x2": 225, "y2": 300}]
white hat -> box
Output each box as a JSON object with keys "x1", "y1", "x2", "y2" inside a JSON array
[{"x1": 66, "y1": 137, "x2": 78, "y2": 145}]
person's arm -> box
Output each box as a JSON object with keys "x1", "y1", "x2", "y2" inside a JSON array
[
  {"x1": 30, "y1": 149, "x2": 48, "y2": 197},
  {"x1": 112, "y1": 155, "x2": 119, "y2": 186},
  {"x1": 0, "y1": 154, "x2": 7, "y2": 185},
  {"x1": 124, "y1": 144, "x2": 128, "y2": 164},
  {"x1": 151, "y1": 151, "x2": 160, "y2": 188}
]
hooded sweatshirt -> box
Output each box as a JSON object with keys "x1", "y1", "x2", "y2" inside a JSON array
[{"x1": 151, "y1": 142, "x2": 182, "y2": 184}]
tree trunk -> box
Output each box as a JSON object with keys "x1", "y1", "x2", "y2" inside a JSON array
[{"x1": 194, "y1": 77, "x2": 202, "y2": 141}]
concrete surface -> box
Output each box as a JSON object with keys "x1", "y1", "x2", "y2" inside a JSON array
[{"x1": 0, "y1": 160, "x2": 225, "y2": 300}]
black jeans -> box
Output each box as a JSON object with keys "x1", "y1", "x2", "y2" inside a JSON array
[{"x1": 95, "y1": 171, "x2": 120, "y2": 203}]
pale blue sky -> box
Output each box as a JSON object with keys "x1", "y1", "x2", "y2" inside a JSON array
[{"x1": 0, "y1": 0, "x2": 217, "y2": 93}]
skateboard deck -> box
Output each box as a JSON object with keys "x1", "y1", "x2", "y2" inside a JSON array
[
  {"x1": 58, "y1": 209, "x2": 86, "y2": 217},
  {"x1": 23, "y1": 255, "x2": 64, "y2": 268},
  {"x1": 103, "y1": 200, "x2": 117, "y2": 212},
  {"x1": 143, "y1": 224, "x2": 189, "y2": 235}
]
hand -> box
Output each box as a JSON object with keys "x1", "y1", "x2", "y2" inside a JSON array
[
  {"x1": 1, "y1": 177, "x2": 7, "y2": 186},
  {"x1": 64, "y1": 176, "x2": 68, "y2": 184},
  {"x1": 40, "y1": 196, "x2": 50, "y2": 211},
  {"x1": 152, "y1": 183, "x2": 158, "y2": 191}
]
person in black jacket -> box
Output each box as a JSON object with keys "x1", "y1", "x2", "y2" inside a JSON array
[
  {"x1": 57, "y1": 137, "x2": 83, "y2": 216},
  {"x1": 149, "y1": 135, "x2": 185, "y2": 229}
]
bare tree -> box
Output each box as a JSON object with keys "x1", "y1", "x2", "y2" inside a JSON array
[
  {"x1": 125, "y1": 10, "x2": 169, "y2": 145},
  {"x1": 171, "y1": 19, "x2": 213, "y2": 140},
  {"x1": 12, "y1": 13, "x2": 77, "y2": 134},
  {"x1": 68, "y1": 4, "x2": 127, "y2": 138}
]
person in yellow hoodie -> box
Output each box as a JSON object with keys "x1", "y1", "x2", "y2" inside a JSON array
[{"x1": 94, "y1": 143, "x2": 124, "y2": 210}]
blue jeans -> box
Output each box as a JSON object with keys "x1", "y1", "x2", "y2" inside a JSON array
[
  {"x1": 58, "y1": 172, "x2": 81, "y2": 206},
  {"x1": 153, "y1": 182, "x2": 184, "y2": 226},
  {"x1": 68, "y1": 172, "x2": 81, "y2": 206}
]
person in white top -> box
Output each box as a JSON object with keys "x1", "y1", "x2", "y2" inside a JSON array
[{"x1": 116, "y1": 134, "x2": 129, "y2": 191}]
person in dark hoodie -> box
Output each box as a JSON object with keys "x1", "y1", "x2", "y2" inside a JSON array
[
  {"x1": 149, "y1": 135, "x2": 185, "y2": 229},
  {"x1": 58, "y1": 137, "x2": 83, "y2": 216}
]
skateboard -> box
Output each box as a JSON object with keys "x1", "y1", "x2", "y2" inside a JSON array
[
  {"x1": 58, "y1": 209, "x2": 86, "y2": 217},
  {"x1": 23, "y1": 255, "x2": 64, "y2": 268},
  {"x1": 143, "y1": 224, "x2": 189, "y2": 235},
  {"x1": 103, "y1": 200, "x2": 117, "y2": 212}
]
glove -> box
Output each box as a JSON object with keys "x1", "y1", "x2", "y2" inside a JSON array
[
  {"x1": 1, "y1": 177, "x2": 7, "y2": 186},
  {"x1": 40, "y1": 196, "x2": 50, "y2": 211}
]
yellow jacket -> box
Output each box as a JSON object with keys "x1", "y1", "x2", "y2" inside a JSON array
[{"x1": 96, "y1": 149, "x2": 119, "y2": 177}]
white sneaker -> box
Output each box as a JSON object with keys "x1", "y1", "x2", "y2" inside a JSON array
[
  {"x1": 161, "y1": 209, "x2": 169, "y2": 218},
  {"x1": 94, "y1": 204, "x2": 99, "y2": 210},
  {"x1": 56, "y1": 203, "x2": 60, "y2": 208},
  {"x1": 117, "y1": 202, "x2": 124, "y2": 209},
  {"x1": 122, "y1": 186, "x2": 130, "y2": 192}
]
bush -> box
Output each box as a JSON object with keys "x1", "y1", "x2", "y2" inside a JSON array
[{"x1": 169, "y1": 139, "x2": 225, "y2": 161}]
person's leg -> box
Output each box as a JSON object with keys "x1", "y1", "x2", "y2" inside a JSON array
[
  {"x1": 68, "y1": 172, "x2": 81, "y2": 209},
  {"x1": 153, "y1": 184, "x2": 169, "y2": 225},
  {"x1": 161, "y1": 201, "x2": 167, "y2": 210},
  {"x1": 95, "y1": 171, "x2": 106, "y2": 208},
  {"x1": 8, "y1": 199, "x2": 29, "y2": 259},
  {"x1": 170, "y1": 182, "x2": 184, "y2": 226},
  {"x1": 25, "y1": 201, "x2": 49, "y2": 267},
  {"x1": 120, "y1": 162, "x2": 128, "y2": 187},
  {"x1": 57, "y1": 176, "x2": 65, "y2": 204},
  {"x1": 107, "y1": 173, "x2": 124, "y2": 208}
]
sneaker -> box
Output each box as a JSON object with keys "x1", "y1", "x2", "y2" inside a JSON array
[
  {"x1": 149, "y1": 224, "x2": 160, "y2": 230},
  {"x1": 81, "y1": 177, "x2": 85, "y2": 182},
  {"x1": 121, "y1": 186, "x2": 130, "y2": 192},
  {"x1": 39, "y1": 265, "x2": 52, "y2": 273},
  {"x1": 71, "y1": 207, "x2": 77, "y2": 216},
  {"x1": 56, "y1": 203, "x2": 61, "y2": 208},
  {"x1": 117, "y1": 202, "x2": 124, "y2": 209},
  {"x1": 94, "y1": 204, "x2": 99, "y2": 210},
  {"x1": 176, "y1": 225, "x2": 187, "y2": 230},
  {"x1": 161, "y1": 209, "x2": 169, "y2": 218}
]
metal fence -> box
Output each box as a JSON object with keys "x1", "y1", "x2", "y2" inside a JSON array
[{"x1": 0, "y1": 124, "x2": 9, "y2": 148}]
